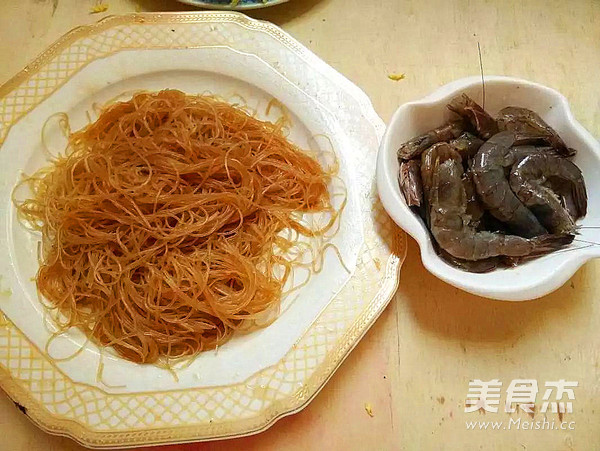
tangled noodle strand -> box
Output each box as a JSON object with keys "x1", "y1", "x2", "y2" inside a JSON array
[{"x1": 16, "y1": 90, "x2": 335, "y2": 364}]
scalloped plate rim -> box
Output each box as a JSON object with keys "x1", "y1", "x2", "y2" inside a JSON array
[{"x1": 0, "y1": 11, "x2": 406, "y2": 447}]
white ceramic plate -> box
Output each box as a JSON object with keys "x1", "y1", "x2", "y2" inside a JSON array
[
  {"x1": 377, "y1": 75, "x2": 600, "y2": 301},
  {"x1": 0, "y1": 12, "x2": 405, "y2": 448}
]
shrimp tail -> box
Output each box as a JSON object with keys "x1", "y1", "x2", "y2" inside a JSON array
[
  {"x1": 504, "y1": 234, "x2": 575, "y2": 266},
  {"x1": 399, "y1": 160, "x2": 423, "y2": 207},
  {"x1": 572, "y1": 179, "x2": 588, "y2": 219},
  {"x1": 528, "y1": 234, "x2": 575, "y2": 257}
]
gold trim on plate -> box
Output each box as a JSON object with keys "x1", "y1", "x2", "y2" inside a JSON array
[{"x1": 0, "y1": 12, "x2": 406, "y2": 448}]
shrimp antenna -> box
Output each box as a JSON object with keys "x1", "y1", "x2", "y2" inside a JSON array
[
  {"x1": 478, "y1": 42, "x2": 486, "y2": 110},
  {"x1": 573, "y1": 238, "x2": 600, "y2": 246}
]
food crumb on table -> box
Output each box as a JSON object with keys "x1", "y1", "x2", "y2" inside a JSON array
[
  {"x1": 388, "y1": 73, "x2": 406, "y2": 81},
  {"x1": 90, "y1": 2, "x2": 109, "y2": 14},
  {"x1": 364, "y1": 403, "x2": 374, "y2": 417}
]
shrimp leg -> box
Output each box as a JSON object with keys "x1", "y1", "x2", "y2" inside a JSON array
[{"x1": 399, "y1": 160, "x2": 423, "y2": 207}]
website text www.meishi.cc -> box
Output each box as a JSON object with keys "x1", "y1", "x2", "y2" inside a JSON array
[{"x1": 466, "y1": 417, "x2": 575, "y2": 431}]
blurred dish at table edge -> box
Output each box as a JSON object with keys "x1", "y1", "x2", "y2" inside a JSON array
[{"x1": 176, "y1": 0, "x2": 288, "y2": 10}]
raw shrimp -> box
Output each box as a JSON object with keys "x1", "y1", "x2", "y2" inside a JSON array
[
  {"x1": 420, "y1": 143, "x2": 461, "y2": 199},
  {"x1": 510, "y1": 153, "x2": 587, "y2": 233},
  {"x1": 397, "y1": 121, "x2": 465, "y2": 160},
  {"x1": 421, "y1": 147, "x2": 498, "y2": 271},
  {"x1": 420, "y1": 143, "x2": 461, "y2": 228},
  {"x1": 462, "y1": 168, "x2": 484, "y2": 228},
  {"x1": 399, "y1": 160, "x2": 423, "y2": 207},
  {"x1": 471, "y1": 131, "x2": 548, "y2": 237},
  {"x1": 429, "y1": 157, "x2": 574, "y2": 261},
  {"x1": 509, "y1": 145, "x2": 556, "y2": 164},
  {"x1": 447, "y1": 94, "x2": 498, "y2": 139},
  {"x1": 436, "y1": 246, "x2": 501, "y2": 273},
  {"x1": 497, "y1": 106, "x2": 576, "y2": 156},
  {"x1": 449, "y1": 132, "x2": 485, "y2": 161},
  {"x1": 480, "y1": 211, "x2": 511, "y2": 234}
]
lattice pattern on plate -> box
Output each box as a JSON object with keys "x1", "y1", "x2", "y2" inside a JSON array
[{"x1": 0, "y1": 12, "x2": 406, "y2": 447}]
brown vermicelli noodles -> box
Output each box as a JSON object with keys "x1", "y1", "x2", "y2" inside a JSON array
[{"x1": 16, "y1": 90, "x2": 336, "y2": 364}]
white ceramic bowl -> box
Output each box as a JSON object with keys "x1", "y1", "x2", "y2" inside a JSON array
[{"x1": 377, "y1": 76, "x2": 600, "y2": 301}]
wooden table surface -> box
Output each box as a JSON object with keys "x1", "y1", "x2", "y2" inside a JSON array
[{"x1": 1, "y1": 1, "x2": 599, "y2": 450}]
